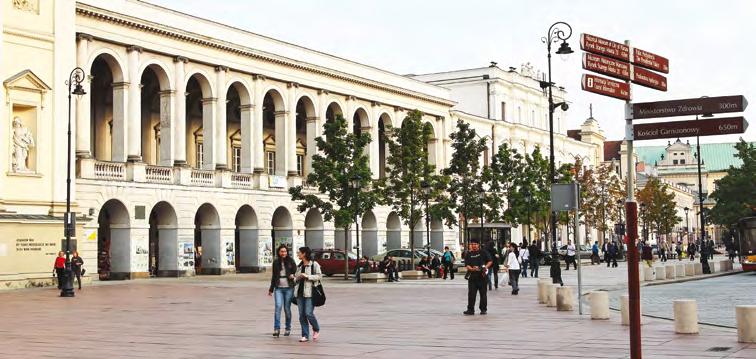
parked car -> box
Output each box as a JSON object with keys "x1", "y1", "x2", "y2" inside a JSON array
[
  {"x1": 313, "y1": 249, "x2": 376, "y2": 276},
  {"x1": 557, "y1": 244, "x2": 592, "y2": 259},
  {"x1": 372, "y1": 248, "x2": 464, "y2": 269}
]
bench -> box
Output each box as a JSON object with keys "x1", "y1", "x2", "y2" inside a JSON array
[{"x1": 361, "y1": 273, "x2": 388, "y2": 283}]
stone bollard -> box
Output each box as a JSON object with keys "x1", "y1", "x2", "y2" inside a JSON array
[
  {"x1": 694, "y1": 262, "x2": 703, "y2": 275},
  {"x1": 685, "y1": 263, "x2": 696, "y2": 276},
  {"x1": 674, "y1": 299, "x2": 699, "y2": 334},
  {"x1": 537, "y1": 279, "x2": 550, "y2": 304},
  {"x1": 736, "y1": 305, "x2": 756, "y2": 343},
  {"x1": 655, "y1": 266, "x2": 666, "y2": 280},
  {"x1": 638, "y1": 264, "x2": 645, "y2": 282},
  {"x1": 722, "y1": 259, "x2": 732, "y2": 272},
  {"x1": 590, "y1": 291, "x2": 610, "y2": 320},
  {"x1": 621, "y1": 295, "x2": 644, "y2": 326},
  {"x1": 546, "y1": 284, "x2": 558, "y2": 307},
  {"x1": 665, "y1": 265, "x2": 676, "y2": 279},
  {"x1": 676, "y1": 263, "x2": 686, "y2": 277},
  {"x1": 643, "y1": 266, "x2": 655, "y2": 281},
  {"x1": 556, "y1": 286, "x2": 574, "y2": 311}
]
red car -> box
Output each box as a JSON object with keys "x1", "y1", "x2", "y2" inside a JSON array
[{"x1": 313, "y1": 249, "x2": 376, "y2": 276}]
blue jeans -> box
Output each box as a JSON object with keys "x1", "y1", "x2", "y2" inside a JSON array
[
  {"x1": 530, "y1": 260, "x2": 539, "y2": 277},
  {"x1": 297, "y1": 297, "x2": 320, "y2": 338},
  {"x1": 273, "y1": 287, "x2": 293, "y2": 330},
  {"x1": 521, "y1": 260, "x2": 529, "y2": 278}
]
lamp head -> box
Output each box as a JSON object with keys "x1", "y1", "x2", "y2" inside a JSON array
[
  {"x1": 349, "y1": 174, "x2": 361, "y2": 190},
  {"x1": 556, "y1": 41, "x2": 573, "y2": 61},
  {"x1": 72, "y1": 83, "x2": 86, "y2": 99},
  {"x1": 420, "y1": 180, "x2": 431, "y2": 195}
]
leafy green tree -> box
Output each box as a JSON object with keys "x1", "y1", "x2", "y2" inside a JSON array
[
  {"x1": 289, "y1": 115, "x2": 377, "y2": 279},
  {"x1": 636, "y1": 177, "x2": 680, "y2": 240},
  {"x1": 574, "y1": 159, "x2": 624, "y2": 245},
  {"x1": 444, "y1": 120, "x2": 486, "y2": 248},
  {"x1": 381, "y1": 110, "x2": 450, "y2": 266},
  {"x1": 710, "y1": 140, "x2": 756, "y2": 225},
  {"x1": 484, "y1": 143, "x2": 523, "y2": 225}
]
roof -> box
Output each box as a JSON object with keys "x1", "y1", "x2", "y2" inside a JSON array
[
  {"x1": 635, "y1": 142, "x2": 753, "y2": 172},
  {"x1": 604, "y1": 140, "x2": 623, "y2": 161},
  {"x1": 567, "y1": 129, "x2": 582, "y2": 141}
]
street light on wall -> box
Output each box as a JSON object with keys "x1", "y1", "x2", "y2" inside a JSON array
[
  {"x1": 421, "y1": 180, "x2": 431, "y2": 259},
  {"x1": 349, "y1": 174, "x2": 362, "y2": 283}
]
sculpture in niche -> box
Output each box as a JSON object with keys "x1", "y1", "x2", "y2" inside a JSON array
[
  {"x1": 12, "y1": 117, "x2": 35, "y2": 172},
  {"x1": 13, "y1": 0, "x2": 38, "y2": 12}
]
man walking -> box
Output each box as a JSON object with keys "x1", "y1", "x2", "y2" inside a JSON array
[
  {"x1": 591, "y1": 241, "x2": 600, "y2": 265},
  {"x1": 565, "y1": 240, "x2": 576, "y2": 270},
  {"x1": 519, "y1": 240, "x2": 530, "y2": 278},
  {"x1": 442, "y1": 246, "x2": 455, "y2": 280},
  {"x1": 463, "y1": 240, "x2": 492, "y2": 315},
  {"x1": 609, "y1": 241, "x2": 618, "y2": 268},
  {"x1": 528, "y1": 240, "x2": 540, "y2": 278}
]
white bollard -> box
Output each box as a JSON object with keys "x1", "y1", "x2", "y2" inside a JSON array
[
  {"x1": 675, "y1": 263, "x2": 686, "y2": 277},
  {"x1": 654, "y1": 266, "x2": 666, "y2": 280},
  {"x1": 620, "y1": 295, "x2": 643, "y2": 326},
  {"x1": 674, "y1": 299, "x2": 699, "y2": 334},
  {"x1": 685, "y1": 263, "x2": 696, "y2": 276},
  {"x1": 537, "y1": 279, "x2": 550, "y2": 304},
  {"x1": 721, "y1": 259, "x2": 732, "y2": 272},
  {"x1": 546, "y1": 284, "x2": 558, "y2": 307},
  {"x1": 736, "y1": 305, "x2": 756, "y2": 343},
  {"x1": 590, "y1": 291, "x2": 610, "y2": 320},
  {"x1": 643, "y1": 266, "x2": 655, "y2": 281},
  {"x1": 665, "y1": 265, "x2": 676, "y2": 279},
  {"x1": 638, "y1": 264, "x2": 645, "y2": 283},
  {"x1": 556, "y1": 286, "x2": 574, "y2": 311},
  {"x1": 694, "y1": 262, "x2": 703, "y2": 275}
]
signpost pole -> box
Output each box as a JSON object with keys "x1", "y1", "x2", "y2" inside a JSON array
[
  {"x1": 624, "y1": 40, "x2": 642, "y2": 359},
  {"x1": 575, "y1": 190, "x2": 582, "y2": 315}
]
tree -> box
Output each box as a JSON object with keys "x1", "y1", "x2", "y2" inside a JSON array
[
  {"x1": 509, "y1": 147, "x2": 550, "y2": 244},
  {"x1": 289, "y1": 115, "x2": 377, "y2": 279},
  {"x1": 710, "y1": 140, "x2": 756, "y2": 226},
  {"x1": 636, "y1": 177, "x2": 680, "y2": 241},
  {"x1": 444, "y1": 120, "x2": 486, "y2": 248},
  {"x1": 381, "y1": 110, "x2": 450, "y2": 266},
  {"x1": 574, "y1": 159, "x2": 624, "y2": 245},
  {"x1": 484, "y1": 142, "x2": 523, "y2": 225}
]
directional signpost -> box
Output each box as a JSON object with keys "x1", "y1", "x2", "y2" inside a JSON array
[
  {"x1": 632, "y1": 95, "x2": 749, "y2": 119},
  {"x1": 633, "y1": 116, "x2": 749, "y2": 140},
  {"x1": 581, "y1": 74, "x2": 630, "y2": 100},
  {"x1": 632, "y1": 67, "x2": 667, "y2": 91}
]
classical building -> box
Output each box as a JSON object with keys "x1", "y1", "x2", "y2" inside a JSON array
[{"x1": 2, "y1": 0, "x2": 603, "y2": 288}]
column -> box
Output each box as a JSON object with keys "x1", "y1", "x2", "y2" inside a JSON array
[
  {"x1": 345, "y1": 95, "x2": 355, "y2": 133},
  {"x1": 305, "y1": 116, "x2": 318, "y2": 177},
  {"x1": 274, "y1": 110, "x2": 287, "y2": 176},
  {"x1": 158, "y1": 90, "x2": 175, "y2": 166},
  {"x1": 173, "y1": 56, "x2": 188, "y2": 166},
  {"x1": 252, "y1": 75, "x2": 265, "y2": 173},
  {"x1": 214, "y1": 66, "x2": 228, "y2": 170},
  {"x1": 111, "y1": 82, "x2": 129, "y2": 162},
  {"x1": 126, "y1": 45, "x2": 142, "y2": 162},
  {"x1": 286, "y1": 82, "x2": 298, "y2": 176},
  {"x1": 240, "y1": 104, "x2": 254, "y2": 173},
  {"x1": 75, "y1": 33, "x2": 93, "y2": 158},
  {"x1": 369, "y1": 104, "x2": 381, "y2": 178},
  {"x1": 201, "y1": 97, "x2": 217, "y2": 170}
]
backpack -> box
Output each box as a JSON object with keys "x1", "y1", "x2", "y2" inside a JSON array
[{"x1": 443, "y1": 251, "x2": 453, "y2": 263}]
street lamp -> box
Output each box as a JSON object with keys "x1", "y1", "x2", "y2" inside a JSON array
[
  {"x1": 523, "y1": 188, "x2": 532, "y2": 245},
  {"x1": 421, "y1": 180, "x2": 432, "y2": 259},
  {"x1": 694, "y1": 97, "x2": 713, "y2": 246},
  {"x1": 541, "y1": 21, "x2": 573, "y2": 285},
  {"x1": 61, "y1": 67, "x2": 87, "y2": 298},
  {"x1": 349, "y1": 173, "x2": 362, "y2": 283},
  {"x1": 640, "y1": 202, "x2": 647, "y2": 242},
  {"x1": 684, "y1": 206, "x2": 690, "y2": 243}
]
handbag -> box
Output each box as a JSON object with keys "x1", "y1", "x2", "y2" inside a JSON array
[{"x1": 312, "y1": 280, "x2": 326, "y2": 307}]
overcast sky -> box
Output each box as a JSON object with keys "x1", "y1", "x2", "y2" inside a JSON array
[{"x1": 150, "y1": 0, "x2": 756, "y2": 145}]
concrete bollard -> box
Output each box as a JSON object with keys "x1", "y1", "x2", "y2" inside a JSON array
[
  {"x1": 655, "y1": 267, "x2": 666, "y2": 280},
  {"x1": 722, "y1": 260, "x2": 732, "y2": 272},
  {"x1": 643, "y1": 266, "x2": 655, "y2": 281},
  {"x1": 638, "y1": 264, "x2": 645, "y2": 282},
  {"x1": 685, "y1": 263, "x2": 696, "y2": 276},
  {"x1": 676, "y1": 263, "x2": 686, "y2": 277},
  {"x1": 694, "y1": 262, "x2": 703, "y2": 275},
  {"x1": 736, "y1": 305, "x2": 756, "y2": 343},
  {"x1": 674, "y1": 299, "x2": 699, "y2": 334},
  {"x1": 556, "y1": 286, "x2": 574, "y2": 311},
  {"x1": 590, "y1": 291, "x2": 610, "y2": 320},
  {"x1": 665, "y1": 265, "x2": 676, "y2": 279},
  {"x1": 620, "y1": 295, "x2": 643, "y2": 326},
  {"x1": 546, "y1": 284, "x2": 558, "y2": 307},
  {"x1": 537, "y1": 279, "x2": 550, "y2": 304}
]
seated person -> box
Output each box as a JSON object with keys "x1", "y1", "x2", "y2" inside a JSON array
[
  {"x1": 430, "y1": 255, "x2": 442, "y2": 278},
  {"x1": 418, "y1": 256, "x2": 432, "y2": 278}
]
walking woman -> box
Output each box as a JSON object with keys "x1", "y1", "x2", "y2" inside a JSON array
[
  {"x1": 71, "y1": 251, "x2": 84, "y2": 290},
  {"x1": 52, "y1": 251, "x2": 65, "y2": 289},
  {"x1": 295, "y1": 246, "x2": 322, "y2": 343},
  {"x1": 504, "y1": 242, "x2": 521, "y2": 295},
  {"x1": 268, "y1": 244, "x2": 296, "y2": 338}
]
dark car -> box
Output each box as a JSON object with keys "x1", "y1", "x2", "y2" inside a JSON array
[{"x1": 313, "y1": 249, "x2": 376, "y2": 276}]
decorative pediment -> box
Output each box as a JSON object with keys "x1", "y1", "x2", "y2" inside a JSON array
[{"x1": 4, "y1": 69, "x2": 51, "y2": 94}]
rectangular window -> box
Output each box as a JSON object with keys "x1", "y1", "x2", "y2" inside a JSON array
[
  {"x1": 673, "y1": 159, "x2": 679, "y2": 165},
  {"x1": 196, "y1": 143, "x2": 204, "y2": 168},
  {"x1": 501, "y1": 102, "x2": 506, "y2": 121},
  {"x1": 680, "y1": 159, "x2": 685, "y2": 165},
  {"x1": 232, "y1": 146, "x2": 241, "y2": 172},
  {"x1": 266, "y1": 151, "x2": 276, "y2": 175},
  {"x1": 296, "y1": 154, "x2": 304, "y2": 176}
]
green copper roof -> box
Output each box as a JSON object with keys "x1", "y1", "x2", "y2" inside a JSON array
[{"x1": 635, "y1": 142, "x2": 752, "y2": 172}]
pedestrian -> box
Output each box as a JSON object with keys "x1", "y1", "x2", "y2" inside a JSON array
[
  {"x1": 463, "y1": 240, "x2": 492, "y2": 315},
  {"x1": 519, "y1": 241, "x2": 529, "y2": 278},
  {"x1": 676, "y1": 241, "x2": 683, "y2": 261},
  {"x1": 431, "y1": 255, "x2": 442, "y2": 278},
  {"x1": 485, "y1": 242, "x2": 500, "y2": 290},
  {"x1": 687, "y1": 241, "x2": 697, "y2": 261},
  {"x1": 442, "y1": 246, "x2": 455, "y2": 280},
  {"x1": 602, "y1": 240, "x2": 610, "y2": 265},
  {"x1": 268, "y1": 244, "x2": 296, "y2": 338},
  {"x1": 528, "y1": 240, "x2": 540, "y2": 278},
  {"x1": 71, "y1": 251, "x2": 84, "y2": 290},
  {"x1": 609, "y1": 242, "x2": 618, "y2": 268},
  {"x1": 708, "y1": 239, "x2": 715, "y2": 260},
  {"x1": 565, "y1": 240, "x2": 576, "y2": 270},
  {"x1": 700, "y1": 243, "x2": 711, "y2": 274},
  {"x1": 52, "y1": 251, "x2": 65, "y2": 289},
  {"x1": 659, "y1": 242, "x2": 667, "y2": 262},
  {"x1": 381, "y1": 256, "x2": 399, "y2": 282},
  {"x1": 504, "y1": 242, "x2": 521, "y2": 295},
  {"x1": 641, "y1": 241, "x2": 653, "y2": 268},
  {"x1": 294, "y1": 246, "x2": 321, "y2": 343},
  {"x1": 591, "y1": 241, "x2": 600, "y2": 265}
]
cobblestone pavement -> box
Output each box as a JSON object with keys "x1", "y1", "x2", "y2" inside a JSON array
[{"x1": 1, "y1": 264, "x2": 754, "y2": 359}]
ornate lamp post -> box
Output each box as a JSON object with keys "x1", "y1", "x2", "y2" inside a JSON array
[
  {"x1": 421, "y1": 180, "x2": 432, "y2": 259},
  {"x1": 684, "y1": 206, "x2": 690, "y2": 243},
  {"x1": 540, "y1": 21, "x2": 573, "y2": 285},
  {"x1": 349, "y1": 174, "x2": 362, "y2": 283},
  {"x1": 61, "y1": 67, "x2": 87, "y2": 298},
  {"x1": 640, "y1": 202, "x2": 647, "y2": 242},
  {"x1": 523, "y1": 188, "x2": 532, "y2": 245}
]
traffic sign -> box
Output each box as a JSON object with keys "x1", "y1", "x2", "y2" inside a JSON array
[
  {"x1": 580, "y1": 33, "x2": 630, "y2": 62},
  {"x1": 632, "y1": 67, "x2": 667, "y2": 91},
  {"x1": 583, "y1": 52, "x2": 631, "y2": 80},
  {"x1": 582, "y1": 74, "x2": 630, "y2": 101},
  {"x1": 633, "y1": 117, "x2": 748, "y2": 141},
  {"x1": 633, "y1": 48, "x2": 669, "y2": 74},
  {"x1": 632, "y1": 95, "x2": 749, "y2": 119}
]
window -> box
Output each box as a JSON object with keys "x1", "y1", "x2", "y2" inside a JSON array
[
  {"x1": 196, "y1": 143, "x2": 204, "y2": 168},
  {"x1": 232, "y1": 146, "x2": 241, "y2": 172},
  {"x1": 333, "y1": 252, "x2": 345, "y2": 261},
  {"x1": 501, "y1": 102, "x2": 506, "y2": 121},
  {"x1": 680, "y1": 159, "x2": 685, "y2": 165},
  {"x1": 673, "y1": 159, "x2": 679, "y2": 165},
  {"x1": 296, "y1": 154, "x2": 304, "y2": 176},
  {"x1": 266, "y1": 151, "x2": 276, "y2": 175}
]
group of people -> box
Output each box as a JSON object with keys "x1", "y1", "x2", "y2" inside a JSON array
[
  {"x1": 52, "y1": 250, "x2": 85, "y2": 290},
  {"x1": 378, "y1": 256, "x2": 400, "y2": 282},
  {"x1": 418, "y1": 254, "x2": 442, "y2": 279},
  {"x1": 268, "y1": 245, "x2": 323, "y2": 343}
]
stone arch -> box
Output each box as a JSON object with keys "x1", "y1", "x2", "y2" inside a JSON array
[
  {"x1": 148, "y1": 201, "x2": 180, "y2": 277},
  {"x1": 140, "y1": 63, "x2": 173, "y2": 165},
  {"x1": 235, "y1": 205, "x2": 260, "y2": 272},
  {"x1": 386, "y1": 211, "x2": 402, "y2": 250},
  {"x1": 304, "y1": 209, "x2": 324, "y2": 249},
  {"x1": 97, "y1": 199, "x2": 131, "y2": 280},
  {"x1": 89, "y1": 52, "x2": 127, "y2": 162},
  {"x1": 185, "y1": 72, "x2": 215, "y2": 169},
  {"x1": 262, "y1": 88, "x2": 287, "y2": 175},
  {"x1": 139, "y1": 60, "x2": 173, "y2": 91},
  {"x1": 325, "y1": 101, "x2": 344, "y2": 122},
  {"x1": 194, "y1": 203, "x2": 221, "y2": 274},
  {"x1": 86, "y1": 49, "x2": 125, "y2": 82},
  {"x1": 225, "y1": 81, "x2": 252, "y2": 172},
  {"x1": 352, "y1": 107, "x2": 370, "y2": 136},
  {"x1": 423, "y1": 120, "x2": 438, "y2": 167},
  {"x1": 271, "y1": 206, "x2": 294, "y2": 252},
  {"x1": 377, "y1": 112, "x2": 392, "y2": 178},
  {"x1": 361, "y1": 210, "x2": 379, "y2": 257},
  {"x1": 296, "y1": 95, "x2": 317, "y2": 177}
]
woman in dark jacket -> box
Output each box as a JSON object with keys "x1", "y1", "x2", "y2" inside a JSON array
[
  {"x1": 268, "y1": 245, "x2": 296, "y2": 338},
  {"x1": 71, "y1": 251, "x2": 84, "y2": 290}
]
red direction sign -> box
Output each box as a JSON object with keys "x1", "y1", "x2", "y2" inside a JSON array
[
  {"x1": 633, "y1": 117, "x2": 748, "y2": 140},
  {"x1": 632, "y1": 95, "x2": 749, "y2": 119},
  {"x1": 583, "y1": 53, "x2": 631, "y2": 80},
  {"x1": 633, "y1": 48, "x2": 669, "y2": 74},
  {"x1": 582, "y1": 74, "x2": 630, "y2": 101},
  {"x1": 581, "y1": 33, "x2": 630, "y2": 62},
  {"x1": 632, "y1": 67, "x2": 667, "y2": 91}
]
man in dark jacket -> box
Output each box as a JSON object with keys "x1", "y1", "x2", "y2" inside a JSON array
[
  {"x1": 463, "y1": 240, "x2": 492, "y2": 315},
  {"x1": 608, "y1": 242, "x2": 618, "y2": 268},
  {"x1": 485, "y1": 242, "x2": 500, "y2": 290}
]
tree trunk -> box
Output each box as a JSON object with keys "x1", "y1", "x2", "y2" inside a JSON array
[{"x1": 344, "y1": 225, "x2": 350, "y2": 280}]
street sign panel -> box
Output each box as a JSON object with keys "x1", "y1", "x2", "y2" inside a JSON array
[
  {"x1": 633, "y1": 48, "x2": 669, "y2": 74},
  {"x1": 632, "y1": 67, "x2": 667, "y2": 91},
  {"x1": 583, "y1": 52, "x2": 631, "y2": 80},
  {"x1": 580, "y1": 33, "x2": 630, "y2": 62},
  {"x1": 632, "y1": 117, "x2": 748, "y2": 140},
  {"x1": 582, "y1": 74, "x2": 630, "y2": 101},
  {"x1": 632, "y1": 95, "x2": 749, "y2": 119}
]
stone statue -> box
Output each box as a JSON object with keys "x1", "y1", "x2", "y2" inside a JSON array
[{"x1": 12, "y1": 117, "x2": 35, "y2": 172}]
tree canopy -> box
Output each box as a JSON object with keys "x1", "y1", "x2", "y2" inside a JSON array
[{"x1": 710, "y1": 140, "x2": 756, "y2": 226}]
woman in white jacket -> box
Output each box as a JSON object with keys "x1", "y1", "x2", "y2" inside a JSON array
[
  {"x1": 295, "y1": 246, "x2": 322, "y2": 342},
  {"x1": 504, "y1": 242, "x2": 521, "y2": 295}
]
